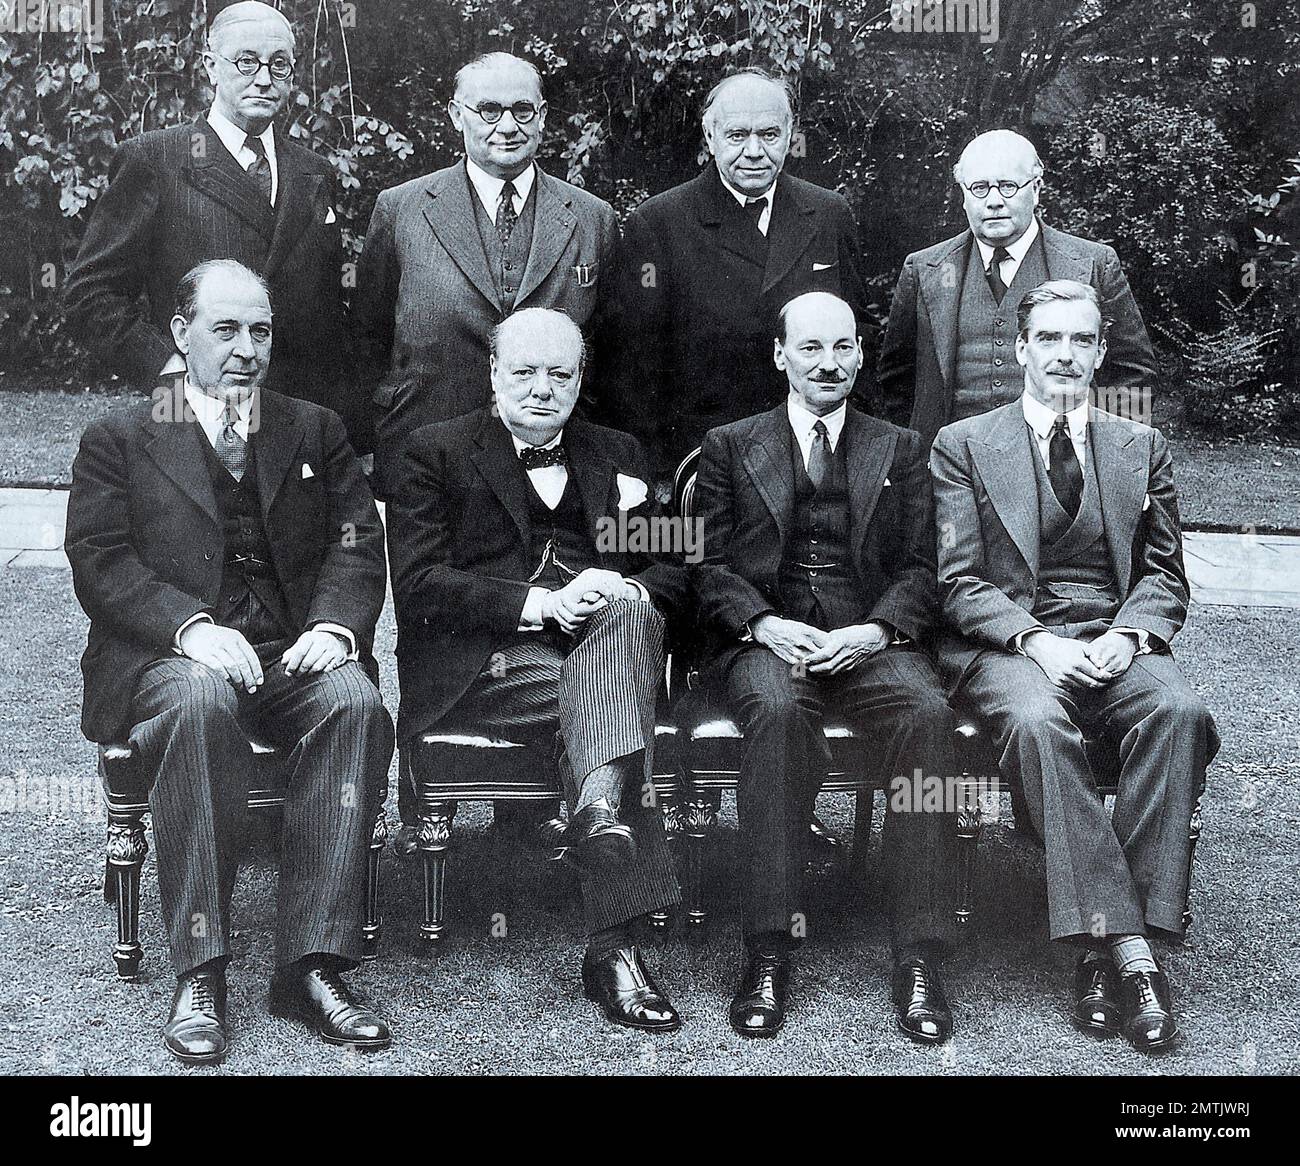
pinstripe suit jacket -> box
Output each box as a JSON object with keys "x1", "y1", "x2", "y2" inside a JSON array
[
  {"x1": 66, "y1": 389, "x2": 388, "y2": 743},
  {"x1": 387, "y1": 408, "x2": 688, "y2": 742},
  {"x1": 64, "y1": 120, "x2": 365, "y2": 447}
]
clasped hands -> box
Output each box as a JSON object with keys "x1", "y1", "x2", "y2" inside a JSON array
[
  {"x1": 539, "y1": 568, "x2": 642, "y2": 634},
  {"x1": 1022, "y1": 628, "x2": 1137, "y2": 691},
  {"x1": 178, "y1": 621, "x2": 348, "y2": 692},
  {"x1": 751, "y1": 614, "x2": 891, "y2": 675}
]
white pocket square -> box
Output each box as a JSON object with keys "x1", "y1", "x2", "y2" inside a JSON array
[
  {"x1": 1142, "y1": 492, "x2": 1151, "y2": 511},
  {"x1": 324, "y1": 207, "x2": 336, "y2": 224},
  {"x1": 616, "y1": 473, "x2": 648, "y2": 510},
  {"x1": 812, "y1": 261, "x2": 834, "y2": 271},
  {"x1": 884, "y1": 477, "x2": 891, "y2": 487},
  {"x1": 301, "y1": 463, "x2": 315, "y2": 479}
]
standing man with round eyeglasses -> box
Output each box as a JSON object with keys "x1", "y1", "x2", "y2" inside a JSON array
[
  {"x1": 353, "y1": 51, "x2": 618, "y2": 498},
  {"x1": 66, "y1": 1, "x2": 365, "y2": 452},
  {"x1": 877, "y1": 129, "x2": 1155, "y2": 448}
]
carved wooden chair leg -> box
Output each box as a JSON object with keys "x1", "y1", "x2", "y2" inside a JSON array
[
  {"x1": 681, "y1": 789, "x2": 719, "y2": 943},
  {"x1": 417, "y1": 798, "x2": 456, "y2": 947},
  {"x1": 106, "y1": 809, "x2": 148, "y2": 979},
  {"x1": 1182, "y1": 782, "x2": 1206, "y2": 934},
  {"x1": 646, "y1": 790, "x2": 681, "y2": 935},
  {"x1": 955, "y1": 777, "x2": 984, "y2": 930},
  {"x1": 362, "y1": 807, "x2": 386, "y2": 960}
]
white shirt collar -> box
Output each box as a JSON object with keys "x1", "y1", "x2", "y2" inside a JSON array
[
  {"x1": 718, "y1": 168, "x2": 777, "y2": 211},
  {"x1": 184, "y1": 382, "x2": 256, "y2": 442},
  {"x1": 466, "y1": 157, "x2": 537, "y2": 218},
  {"x1": 786, "y1": 393, "x2": 847, "y2": 449},
  {"x1": 207, "y1": 105, "x2": 275, "y2": 166},
  {"x1": 1021, "y1": 388, "x2": 1088, "y2": 443},
  {"x1": 975, "y1": 213, "x2": 1040, "y2": 269},
  {"x1": 507, "y1": 424, "x2": 563, "y2": 456}
]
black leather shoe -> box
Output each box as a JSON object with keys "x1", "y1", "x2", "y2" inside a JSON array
[
  {"x1": 581, "y1": 945, "x2": 680, "y2": 1033},
  {"x1": 269, "y1": 963, "x2": 391, "y2": 1049},
  {"x1": 163, "y1": 966, "x2": 228, "y2": 1065},
  {"x1": 729, "y1": 951, "x2": 790, "y2": 1038},
  {"x1": 892, "y1": 958, "x2": 952, "y2": 1044},
  {"x1": 1073, "y1": 955, "x2": 1121, "y2": 1035},
  {"x1": 1118, "y1": 968, "x2": 1179, "y2": 1053},
  {"x1": 566, "y1": 801, "x2": 637, "y2": 873}
]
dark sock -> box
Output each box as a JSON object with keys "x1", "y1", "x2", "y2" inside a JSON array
[
  {"x1": 895, "y1": 940, "x2": 943, "y2": 968},
  {"x1": 1082, "y1": 948, "x2": 1110, "y2": 966},
  {"x1": 587, "y1": 923, "x2": 633, "y2": 958},
  {"x1": 746, "y1": 931, "x2": 794, "y2": 958}
]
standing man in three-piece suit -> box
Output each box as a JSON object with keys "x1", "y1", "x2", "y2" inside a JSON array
[
  {"x1": 353, "y1": 52, "x2": 617, "y2": 496},
  {"x1": 612, "y1": 69, "x2": 870, "y2": 482},
  {"x1": 387, "y1": 307, "x2": 687, "y2": 1035},
  {"x1": 930, "y1": 279, "x2": 1218, "y2": 1054},
  {"x1": 878, "y1": 130, "x2": 1155, "y2": 448},
  {"x1": 65, "y1": 260, "x2": 395, "y2": 1065},
  {"x1": 64, "y1": 2, "x2": 364, "y2": 449},
  {"x1": 693, "y1": 292, "x2": 958, "y2": 1042}
]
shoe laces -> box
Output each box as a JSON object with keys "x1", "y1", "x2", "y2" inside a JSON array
[
  {"x1": 189, "y1": 975, "x2": 217, "y2": 1014},
  {"x1": 1133, "y1": 973, "x2": 1159, "y2": 1010},
  {"x1": 907, "y1": 961, "x2": 931, "y2": 997}
]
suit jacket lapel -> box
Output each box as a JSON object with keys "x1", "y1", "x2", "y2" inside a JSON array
[
  {"x1": 969, "y1": 404, "x2": 1041, "y2": 580},
  {"x1": 184, "y1": 119, "x2": 276, "y2": 238},
  {"x1": 918, "y1": 232, "x2": 970, "y2": 390},
  {"x1": 741, "y1": 406, "x2": 795, "y2": 541},
  {"x1": 251, "y1": 391, "x2": 306, "y2": 521},
  {"x1": 1088, "y1": 408, "x2": 1145, "y2": 595},
  {"x1": 563, "y1": 420, "x2": 619, "y2": 545},
  {"x1": 263, "y1": 135, "x2": 323, "y2": 280},
  {"x1": 140, "y1": 411, "x2": 219, "y2": 525},
  {"x1": 698, "y1": 168, "x2": 768, "y2": 269},
  {"x1": 760, "y1": 176, "x2": 817, "y2": 294},
  {"x1": 515, "y1": 169, "x2": 578, "y2": 305},
  {"x1": 471, "y1": 412, "x2": 532, "y2": 544},
  {"x1": 844, "y1": 410, "x2": 896, "y2": 559},
  {"x1": 1041, "y1": 223, "x2": 1094, "y2": 284},
  {"x1": 424, "y1": 162, "x2": 501, "y2": 310}
]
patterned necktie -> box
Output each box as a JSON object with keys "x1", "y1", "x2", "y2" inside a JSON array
[
  {"x1": 986, "y1": 245, "x2": 1011, "y2": 303},
  {"x1": 806, "y1": 419, "x2": 832, "y2": 492},
  {"x1": 744, "y1": 196, "x2": 766, "y2": 235},
  {"x1": 519, "y1": 443, "x2": 567, "y2": 471},
  {"x1": 1048, "y1": 416, "x2": 1083, "y2": 518},
  {"x1": 496, "y1": 179, "x2": 519, "y2": 247},
  {"x1": 244, "y1": 134, "x2": 272, "y2": 203},
  {"x1": 215, "y1": 399, "x2": 248, "y2": 482}
]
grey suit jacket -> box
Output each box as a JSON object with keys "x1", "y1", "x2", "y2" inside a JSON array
[
  {"x1": 929, "y1": 401, "x2": 1188, "y2": 683},
  {"x1": 353, "y1": 160, "x2": 618, "y2": 461},
  {"x1": 878, "y1": 223, "x2": 1157, "y2": 446}
]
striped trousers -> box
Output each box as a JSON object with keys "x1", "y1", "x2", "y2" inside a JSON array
[
  {"x1": 437, "y1": 598, "x2": 681, "y2": 932},
  {"x1": 128, "y1": 654, "x2": 394, "y2": 977}
]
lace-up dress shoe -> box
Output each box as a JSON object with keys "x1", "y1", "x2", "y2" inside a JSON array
[
  {"x1": 729, "y1": 952, "x2": 790, "y2": 1038},
  {"x1": 1119, "y1": 968, "x2": 1179, "y2": 1053},
  {"x1": 566, "y1": 802, "x2": 637, "y2": 873},
  {"x1": 582, "y1": 945, "x2": 680, "y2": 1032},
  {"x1": 269, "y1": 964, "x2": 391, "y2": 1049},
  {"x1": 1073, "y1": 955, "x2": 1121, "y2": 1035},
  {"x1": 891, "y1": 958, "x2": 952, "y2": 1044},
  {"x1": 163, "y1": 966, "x2": 228, "y2": 1065}
]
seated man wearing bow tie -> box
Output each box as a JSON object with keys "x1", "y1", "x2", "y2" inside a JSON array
[
  {"x1": 66, "y1": 260, "x2": 395, "y2": 1065},
  {"x1": 693, "y1": 292, "x2": 959, "y2": 1041},
  {"x1": 930, "y1": 279, "x2": 1219, "y2": 1053},
  {"x1": 387, "y1": 307, "x2": 687, "y2": 1033}
]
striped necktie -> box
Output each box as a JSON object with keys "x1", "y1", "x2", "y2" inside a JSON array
[
  {"x1": 244, "y1": 133, "x2": 272, "y2": 203},
  {"x1": 215, "y1": 399, "x2": 248, "y2": 482}
]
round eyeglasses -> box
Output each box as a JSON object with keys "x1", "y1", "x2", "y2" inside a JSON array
[
  {"x1": 962, "y1": 179, "x2": 1034, "y2": 200},
  {"x1": 216, "y1": 52, "x2": 295, "y2": 81},
  {"x1": 453, "y1": 100, "x2": 543, "y2": 125}
]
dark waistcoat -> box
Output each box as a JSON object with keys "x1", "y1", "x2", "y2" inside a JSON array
[
  {"x1": 525, "y1": 472, "x2": 600, "y2": 587},
  {"x1": 471, "y1": 175, "x2": 538, "y2": 312}
]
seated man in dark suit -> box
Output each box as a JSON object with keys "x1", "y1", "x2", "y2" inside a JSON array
[
  {"x1": 693, "y1": 292, "x2": 959, "y2": 1041},
  {"x1": 65, "y1": 260, "x2": 395, "y2": 1065},
  {"x1": 387, "y1": 307, "x2": 687, "y2": 1033},
  {"x1": 930, "y1": 279, "x2": 1219, "y2": 1053}
]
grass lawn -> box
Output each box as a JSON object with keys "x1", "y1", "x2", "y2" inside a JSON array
[
  {"x1": 1, "y1": 566, "x2": 1297, "y2": 1076},
  {"x1": 3, "y1": 386, "x2": 1299, "y2": 530}
]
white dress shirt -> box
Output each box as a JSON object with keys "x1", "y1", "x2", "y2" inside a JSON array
[
  {"x1": 975, "y1": 213, "x2": 1039, "y2": 290},
  {"x1": 1012, "y1": 389, "x2": 1150, "y2": 656},
  {"x1": 173, "y1": 383, "x2": 356, "y2": 659},
  {"x1": 207, "y1": 105, "x2": 278, "y2": 205},
  {"x1": 466, "y1": 156, "x2": 536, "y2": 221},
  {"x1": 718, "y1": 169, "x2": 776, "y2": 236},
  {"x1": 786, "y1": 393, "x2": 847, "y2": 468}
]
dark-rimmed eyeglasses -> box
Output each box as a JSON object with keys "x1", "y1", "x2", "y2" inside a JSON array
[
  {"x1": 962, "y1": 179, "x2": 1034, "y2": 200},
  {"x1": 214, "y1": 52, "x2": 295, "y2": 81},
  {"x1": 453, "y1": 99, "x2": 544, "y2": 125}
]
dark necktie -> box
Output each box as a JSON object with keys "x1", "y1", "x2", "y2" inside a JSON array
[
  {"x1": 1047, "y1": 416, "x2": 1083, "y2": 517},
  {"x1": 519, "y1": 443, "x2": 567, "y2": 471},
  {"x1": 244, "y1": 134, "x2": 272, "y2": 203},
  {"x1": 744, "y1": 196, "x2": 766, "y2": 235},
  {"x1": 215, "y1": 399, "x2": 248, "y2": 482},
  {"x1": 985, "y1": 245, "x2": 1010, "y2": 303},
  {"x1": 806, "y1": 419, "x2": 832, "y2": 492},
  {"x1": 496, "y1": 179, "x2": 519, "y2": 247}
]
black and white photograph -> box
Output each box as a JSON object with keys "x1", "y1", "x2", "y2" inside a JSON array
[{"x1": 0, "y1": 0, "x2": 1294, "y2": 1127}]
